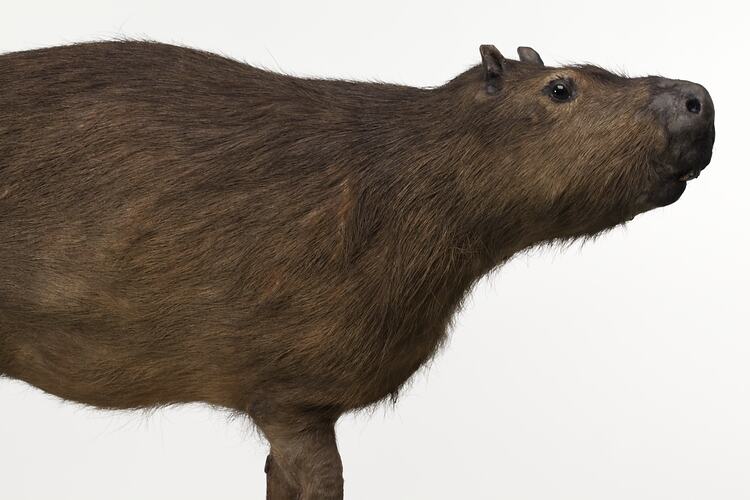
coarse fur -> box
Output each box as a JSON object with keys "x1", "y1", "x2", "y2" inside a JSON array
[{"x1": 0, "y1": 41, "x2": 714, "y2": 499}]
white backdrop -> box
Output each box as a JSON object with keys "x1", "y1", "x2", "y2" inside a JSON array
[{"x1": 0, "y1": 1, "x2": 747, "y2": 499}]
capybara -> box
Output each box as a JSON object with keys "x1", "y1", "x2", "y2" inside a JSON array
[{"x1": 0, "y1": 41, "x2": 715, "y2": 499}]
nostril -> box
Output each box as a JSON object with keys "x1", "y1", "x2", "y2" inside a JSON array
[{"x1": 686, "y1": 97, "x2": 701, "y2": 114}]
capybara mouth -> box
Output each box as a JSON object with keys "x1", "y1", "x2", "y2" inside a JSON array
[
  {"x1": 650, "y1": 176, "x2": 688, "y2": 207},
  {"x1": 654, "y1": 131, "x2": 713, "y2": 185},
  {"x1": 663, "y1": 162, "x2": 704, "y2": 182},
  {"x1": 648, "y1": 153, "x2": 710, "y2": 207},
  {"x1": 677, "y1": 169, "x2": 701, "y2": 181}
]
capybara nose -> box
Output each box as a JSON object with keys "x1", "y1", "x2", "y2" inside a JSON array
[
  {"x1": 652, "y1": 79, "x2": 714, "y2": 135},
  {"x1": 680, "y1": 82, "x2": 713, "y2": 118},
  {"x1": 651, "y1": 78, "x2": 715, "y2": 179}
]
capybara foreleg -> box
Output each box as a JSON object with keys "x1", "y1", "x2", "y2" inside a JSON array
[
  {"x1": 252, "y1": 409, "x2": 343, "y2": 500},
  {"x1": 265, "y1": 453, "x2": 300, "y2": 500}
]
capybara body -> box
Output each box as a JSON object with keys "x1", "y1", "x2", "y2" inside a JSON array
[{"x1": 0, "y1": 41, "x2": 714, "y2": 499}]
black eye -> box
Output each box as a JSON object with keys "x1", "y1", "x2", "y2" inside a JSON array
[{"x1": 550, "y1": 82, "x2": 571, "y2": 101}]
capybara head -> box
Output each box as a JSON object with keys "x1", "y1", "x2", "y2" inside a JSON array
[{"x1": 449, "y1": 45, "x2": 715, "y2": 245}]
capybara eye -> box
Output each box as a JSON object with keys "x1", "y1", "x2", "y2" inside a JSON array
[{"x1": 551, "y1": 82, "x2": 571, "y2": 101}]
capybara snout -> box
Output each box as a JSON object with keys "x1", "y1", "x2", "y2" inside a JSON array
[
  {"x1": 645, "y1": 78, "x2": 715, "y2": 207},
  {"x1": 651, "y1": 79, "x2": 715, "y2": 175}
]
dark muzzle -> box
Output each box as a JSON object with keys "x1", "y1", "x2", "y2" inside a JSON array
[{"x1": 651, "y1": 78, "x2": 715, "y2": 181}]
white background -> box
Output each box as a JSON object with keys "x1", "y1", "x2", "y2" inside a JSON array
[{"x1": 0, "y1": 1, "x2": 747, "y2": 499}]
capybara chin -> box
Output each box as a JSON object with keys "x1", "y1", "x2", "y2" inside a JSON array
[{"x1": 0, "y1": 41, "x2": 714, "y2": 499}]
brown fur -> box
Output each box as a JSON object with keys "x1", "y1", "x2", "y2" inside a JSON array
[{"x1": 0, "y1": 41, "x2": 710, "y2": 499}]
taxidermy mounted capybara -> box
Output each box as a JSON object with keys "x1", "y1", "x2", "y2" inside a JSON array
[{"x1": 0, "y1": 41, "x2": 715, "y2": 499}]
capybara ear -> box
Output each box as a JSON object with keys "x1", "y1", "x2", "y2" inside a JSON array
[
  {"x1": 479, "y1": 44, "x2": 505, "y2": 94},
  {"x1": 517, "y1": 46, "x2": 544, "y2": 66}
]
